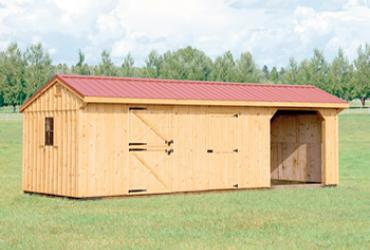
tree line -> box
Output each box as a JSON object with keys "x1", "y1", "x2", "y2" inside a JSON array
[{"x1": 0, "y1": 42, "x2": 369, "y2": 111}]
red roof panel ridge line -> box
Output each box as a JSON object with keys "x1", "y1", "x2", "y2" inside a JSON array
[{"x1": 58, "y1": 74, "x2": 316, "y2": 89}]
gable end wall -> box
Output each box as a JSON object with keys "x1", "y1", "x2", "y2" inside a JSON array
[{"x1": 23, "y1": 82, "x2": 82, "y2": 196}]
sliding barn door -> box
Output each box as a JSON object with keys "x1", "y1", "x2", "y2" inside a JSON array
[
  {"x1": 206, "y1": 111, "x2": 239, "y2": 189},
  {"x1": 128, "y1": 107, "x2": 174, "y2": 194}
]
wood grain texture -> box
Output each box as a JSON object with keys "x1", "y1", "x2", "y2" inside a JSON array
[
  {"x1": 238, "y1": 107, "x2": 277, "y2": 188},
  {"x1": 76, "y1": 104, "x2": 128, "y2": 197},
  {"x1": 23, "y1": 90, "x2": 342, "y2": 197},
  {"x1": 22, "y1": 83, "x2": 81, "y2": 196},
  {"x1": 319, "y1": 109, "x2": 340, "y2": 185},
  {"x1": 271, "y1": 111, "x2": 322, "y2": 183},
  {"x1": 77, "y1": 104, "x2": 278, "y2": 197}
]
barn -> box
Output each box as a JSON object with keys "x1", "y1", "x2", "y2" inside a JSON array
[{"x1": 20, "y1": 74, "x2": 348, "y2": 198}]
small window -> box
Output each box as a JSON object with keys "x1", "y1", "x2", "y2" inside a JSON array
[
  {"x1": 45, "y1": 117, "x2": 54, "y2": 146},
  {"x1": 55, "y1": 85, "x2": 62, "y2": 96}
]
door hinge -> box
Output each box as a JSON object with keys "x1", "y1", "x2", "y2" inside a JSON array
[
  {"x1": 129, "y1": 107, "x2": 147, "y2": 110},
  {"x1": 129, "y1": 148, "x2": 147, "y2": 152},
  {"x1": 207, "y1": 149, "x2": 213, "y2": 153},
  {"x1": 129, "y1": 142, "x2": 147, "y2": 146},
  {"x1": 233, "y1": 148, "x2": 239, "y2": 153},
  {"x1": 233, "y1": 184, "x2": 239, "y2": 188},
  {"x1": 128, "y1": 189, "x2": 147, "y2": 193}
]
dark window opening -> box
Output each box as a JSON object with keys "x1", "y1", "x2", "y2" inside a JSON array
[
  {"x1": 45, "y1": 117, "x2": 54, "y2": 146},
  {"x1": 55, "y1": 85, "x2": 62, "y2": 96}
]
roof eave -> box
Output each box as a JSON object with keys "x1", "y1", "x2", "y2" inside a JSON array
[{"x1": 84, "y1": 96, "x2": 349, "y2": 109}]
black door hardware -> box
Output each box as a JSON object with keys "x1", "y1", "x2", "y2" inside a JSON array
[
  {"x1": 165, "y1": 140, "x2": 174, "y2": 146},
  {"x1": 129, "y1": 107, "x2": 147, "y2": 110},
  {"x1": 165, "y1": 149, "x2": 174, "y2": 155},
  {"x1": 129, "y1": 142, "x2": 147, "y2": 146},
  {"x1": 129, "y1": 148, "x2": 147, "y2": 152},
  {"x1": 128, "y1": 189, "x2": 147, "y2": 193}
]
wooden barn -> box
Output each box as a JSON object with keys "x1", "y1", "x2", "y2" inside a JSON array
[{"x1": 20, "y1": 74, "x2": 348, "y2": 198}]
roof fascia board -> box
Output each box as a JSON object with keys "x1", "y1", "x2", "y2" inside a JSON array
[{"x1": 84, "y1": 96, "x2": 349, "y2": 109}]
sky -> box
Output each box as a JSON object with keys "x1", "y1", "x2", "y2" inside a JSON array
[{"x1": 0, "y1": 0, "x2": 370, "y2": 67}]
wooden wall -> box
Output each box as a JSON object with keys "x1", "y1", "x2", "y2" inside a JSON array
[
  {"x1": 319, "y1": 109, "x2": 340, "y2": 185},
  {"x1": 76, "y1": 104, "x2": 129, "y2": 197},
  {"x1": 23, "y1": 83, "x2": 82, "y2": 196},
  {"x1": 239, "y1": 107, "x2": 277, "y2": 188},
  {"x1": 76, "y1": 105, "x2": 276, "y2": 197},
  {"x1": 271, "y1": 111, "x2": 322, "y2": 183},
  {"x1": 23, "y1": 89, "x2": 341, "y2": 197},
  {"x1": 170, "y1": 106, "x2": 240, "y2": 192}
]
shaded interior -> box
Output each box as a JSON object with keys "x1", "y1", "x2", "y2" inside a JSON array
[{"x1": 271, "y1": 110, "x2": 322, "y2": 185}]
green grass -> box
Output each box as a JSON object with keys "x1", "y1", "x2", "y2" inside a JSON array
[{"x1": 0, "y1": 111, "x2": 369, "y2": 249}]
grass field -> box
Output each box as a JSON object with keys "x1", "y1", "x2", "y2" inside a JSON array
[{"x1": 0, "y1": 110, "x2": 369, "y2": 249}]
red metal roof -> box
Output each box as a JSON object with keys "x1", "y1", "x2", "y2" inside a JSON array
[{"x1": 55, "y1": 74, "x2": 346, "y2": 104}]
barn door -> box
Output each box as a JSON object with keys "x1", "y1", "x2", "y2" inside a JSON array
[
  {"x1": 206, "y1": 111, "x2": 239, "y2": 189},
  {"x1": 128, "y1": 106, "x2": 174, "y2": 194}
]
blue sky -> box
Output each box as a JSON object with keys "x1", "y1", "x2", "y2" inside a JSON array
[{"x1": 0, "y1": 0, "x2": 369, "y2": 67}]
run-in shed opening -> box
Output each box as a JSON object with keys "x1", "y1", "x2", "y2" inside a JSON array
[{"x1": 270, "y1": 110, "x2": 323, "y2": 185}]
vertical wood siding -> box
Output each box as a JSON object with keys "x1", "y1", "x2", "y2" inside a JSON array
[
  {"x1": 77, "y1": 104, "x2": 128, "y2": 197},
  {"x1": 319, "y1": 109, "x2": 340, "y2": 185},
  {"x1": 271, "y1": 112, "x2": 322, "y2": 183},
  {"x1": 238, "y1": 107, "x2": 277, "y2": 188},
  {"x1": 22, "y1": 83, "x2": 81, "y2": 196},
  {"x1": 24, "y1": 95, "x2": 340, "y2": 197},
  {"x1": 77, "y1": 105, "x2": 277, "y2": 197}
]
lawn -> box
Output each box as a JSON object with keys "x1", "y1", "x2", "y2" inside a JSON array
[{"x1": 0, "y1": 110, "x2": 369, "y2": 249}]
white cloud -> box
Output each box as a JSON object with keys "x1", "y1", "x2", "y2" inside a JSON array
[{"x1": 0, "y1": 0, "x2": 369, "y2": 67}]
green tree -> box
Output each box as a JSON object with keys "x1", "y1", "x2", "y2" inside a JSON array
[
  {"x1": 283, "y1": 57, "x2": 299, "y2": 84},
  {"x1": 143, "y1": 50, "x2": 162, "y2": 78},
  {"x1": 72, "y1": 50, "x2": 90, "y2": 75},
  {"x1": 24, "y1": 43, "x2": 53, "y2": 97},
  {"x1": 97, "y1": 50, "x2": 117, "y2": 76},
  {"x1": 269, "y1": 67, "x2": 279, "y2": 83},
  {"x1": 309, "y1": 49, "x2": 329, "y2": 90},
  {"x1": 121, "y1": 53, "x2": 135, "y2": 77},
  {"x1": 235, "y1": 52, "x2": 261, "y2": 82},
  {"x1": 262, "y1": 65, "x2": 269, "y2": 81},
  {"x1": 209, "y1": 51, "x2": 236, "y2": 82},
  {"x1": 160, "y1": 46, "x2": 212, "y2": 81},
  {"x1": 0, "y1": 43, "x2": 27, "y2": 112},
  {"x1": 296, "y1": 59, "x2": 312, "y2": 84},
  {"x1": 53, "y1": 63, "x2": 70, "y2": 74},
  {"x1": 328, "y1": 48, "x2": 354, "y2": 99},
  {"x1": 279, "y1": 67, "x2": 286, "y2": 83},
  {"x1": 353, "y1": 44, "x2": 370, "y2": 107}
]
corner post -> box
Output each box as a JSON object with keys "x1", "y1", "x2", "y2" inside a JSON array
[{"x1": 318, "y1": 109, "x2": 340, "y2": 185}]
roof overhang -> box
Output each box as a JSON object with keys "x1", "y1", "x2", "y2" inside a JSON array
[{"x1": 84, "y1": 96, "x2": 349, "y2": 109}]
